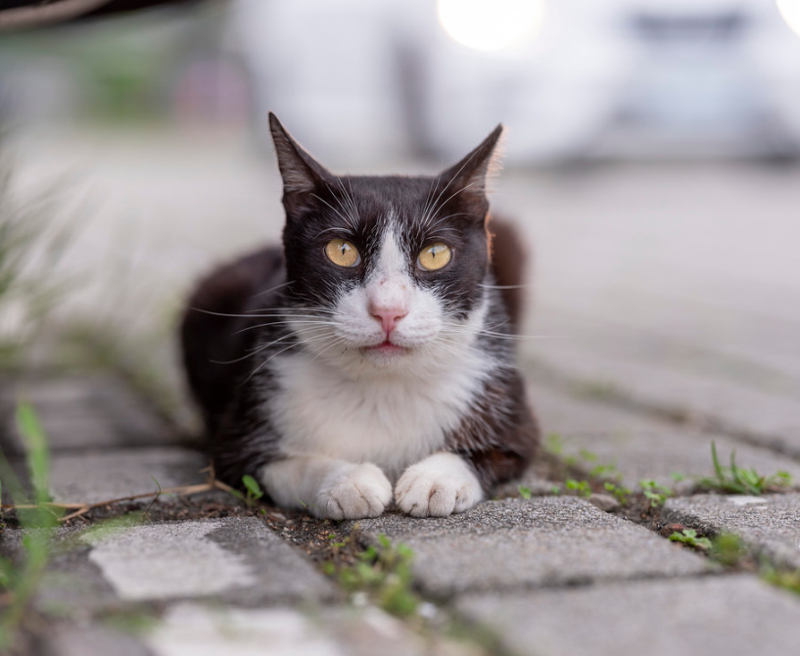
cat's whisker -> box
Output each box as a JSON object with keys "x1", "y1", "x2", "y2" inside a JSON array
[
  {"x1": 478, "y1": 283, "x2": 531, "y2": 290},
  {"x1": 250, "y1": 280, "x2": 294, "y2": 299},
  {"x1": 234, "y1": 319, "x2": 340, "y2": 335},
  {"x1": 211, "y1": 332, "x2": 298, "y2": 365}
]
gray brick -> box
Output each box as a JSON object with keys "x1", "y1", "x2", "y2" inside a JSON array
[
  {"x1": 528, "y1": 383, "x2": 800, "y2": 489},
  {"x1": 458, "y1": 575, "x2": 800, "y2": 656},
  {"x1": 0, "y1": 376, "x2": 171, "y2": 455},
  {"x1": 144, "y1": 603, "x2": 427, "y2": 656},
  {"x1": 84, "y1": 518, "x2": 337, "y2": 605},
  {"x1": 528, "y1": 337, "x2": 800, "y2": 455},
  {"x1": 48, "y1": 447, "x2": 207, "y2": 504},
  {"x1": 664, "y1": 493, "x2": 800, "y2": 569},
  {"x1": 352, "y1": 498, "x2": 710, "y2": 596}
]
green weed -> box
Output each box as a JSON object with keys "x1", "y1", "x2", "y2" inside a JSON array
[
  {"x1": 242, "y1": 475, "x2": 264, "y2": 506},
  {"x1": 0, "y1": 161, "x2": 74, "y2": 370},
  {"x1": 709, "y1": 533, "x2": 748, "y2": 567},
  {"x1": 326, "y1": 534, "x2": 418, "y2": 618},
  {"x1": 565, "y1": 479, "x2": 592, "y2": 499},
  {"x1": 669, "y1": 529, "x2": 712, "y2": 551},
  {"x1": 698, "y1": 442, "x2": 792, "y2": 495},
  {"x1": 0, "y1": 402, "x2": 61, "y2": 650},
  {"x1": 603, "y1": 481, "x2": 631, "y2": 505},
  {"x1": 640, "y1": 480, "x2": 672, "y2": 507},
  {"x1": 518, "y1": 485, "x2": 532, "y2": 500}
]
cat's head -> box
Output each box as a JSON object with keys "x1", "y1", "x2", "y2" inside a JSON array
[{"x1": 269, "y1": 113, "x2": 503, "y2": 375}]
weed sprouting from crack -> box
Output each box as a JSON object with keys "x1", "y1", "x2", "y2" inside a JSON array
[
  {"x1": 669, "y1": 529, "x2": 712, "y2": 551},
  {"x1": 698, "y1": 442, "x2": 792, "y2": 495},
  {"x1": 323, "y1": 533, "x2": 420, "y2": 618}
]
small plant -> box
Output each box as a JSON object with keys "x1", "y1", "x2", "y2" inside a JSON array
[
  {"x1": 698, "y1": 442, "x2": 792, "y2": 495},
  {"x1": 518, "y1": 485, "x2": 532, "y2": 500},
  {"x1": 565, "y1": 479, "x2": 592, "y2": 499},
  {"x1": 603, "y1": 481, "x2": 631, "y2": 505},
  {"x1": 670, "y1": 472, "x2": 687, "y2": 483},
  {"x1": 242, "y1": 475, "x2": 264, "y2": 506},
  {"x1": 0, "y1": 161, "x2": 73, "y2": 370},
  {"x1": 326, "y1": 534, "x2": 419, "y2": 617},
  {"x1": 669, "y1": 529, "x2": 712, "y2": 551},
  {"x1": 710, "y1": 533, "x2": 748, "y2": 567},
  {"x1": 0, "y1": 401, "x2": 61, "y2": 650},
  {"x1": 543, "y1": 433, "x2": 564, "y2": 456},
  {"x1": 640, "y1": 480, "x2": 672, "y2": 507},
  {"x1": 762, "y1": 566, "x2": 800, "y2": 596}
]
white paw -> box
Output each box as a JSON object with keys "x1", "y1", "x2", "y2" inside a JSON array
[
  {"x1": 395, "y1": 452, "x2": 484, "y2": 518},
  {"x1": 314, "y1": 463, "x2": 392, "y2": 520}
]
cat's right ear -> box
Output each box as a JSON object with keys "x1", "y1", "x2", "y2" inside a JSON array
[{"x1": 269, "y1": 113, "x2": 332, "y2": 209}]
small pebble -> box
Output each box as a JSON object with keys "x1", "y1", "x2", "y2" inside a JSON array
[{"x1": 589, "y1": 493, "x2": 620, "y2": 512}]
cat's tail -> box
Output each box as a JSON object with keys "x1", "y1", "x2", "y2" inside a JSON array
[
  {"x1": 488, "y1": 216, "x2": 530, "y2": 332},
  {"x1": 180, "y1": 246, "x2": 284, "y2": 434}
]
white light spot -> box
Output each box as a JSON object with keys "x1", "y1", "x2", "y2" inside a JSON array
[
  {"x1": 437, "y1": 0, "x2": 547, "y2": 52},
  {"x1": 777, "y1": 0, "x2": 800, "y2": 39}
]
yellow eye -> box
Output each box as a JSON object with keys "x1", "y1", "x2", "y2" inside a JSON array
[
  {"x1": 418, "y1": 243, "x2": 452, "y2": 271},
  {"x1": 325, "y1": 239, "x2": 360, "y2": 267}
]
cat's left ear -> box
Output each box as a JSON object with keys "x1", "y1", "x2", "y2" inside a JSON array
[
  {"x1": 269, "y1": 113, "x2": 334, "y2": 212},
  {"x1": 438, "y1": 124, "x2": 504, "y2": 214}
]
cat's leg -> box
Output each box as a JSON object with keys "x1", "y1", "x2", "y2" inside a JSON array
[
  {"x1": 394, "y1": 452, "x2": 484, "y2": 517},
  {"x1": 260, "y1": 456, "x2": 392, "y2": 520}
]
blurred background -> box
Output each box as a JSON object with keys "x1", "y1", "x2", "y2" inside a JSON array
[{"x1": 1, "y1": 0, "x2": 799, "y2": 435}]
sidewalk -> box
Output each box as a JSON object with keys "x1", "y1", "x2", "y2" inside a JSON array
[{"x1": 2, "y1": 131, "x2": 800, "y2": 655}]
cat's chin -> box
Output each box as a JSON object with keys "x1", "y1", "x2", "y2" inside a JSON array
[{"x1": 360, "y1": 341, "x2": 412, "y2": 365}]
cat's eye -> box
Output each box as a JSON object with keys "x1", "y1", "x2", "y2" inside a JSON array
[
  {"x1": 418, "y1": 243, "x2": 452, "y2": 271},
  {"x1": 325, "y1": 239, "x2": 360, "y2": 268}
]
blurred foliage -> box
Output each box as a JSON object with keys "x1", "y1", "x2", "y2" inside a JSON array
[{"x1": 0, "y1": 158, "x2": 74, "y2": 371}]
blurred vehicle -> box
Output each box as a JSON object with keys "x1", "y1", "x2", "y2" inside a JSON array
[{"x1": 229, "y1": 0, "x2": 800, "y2": 165}]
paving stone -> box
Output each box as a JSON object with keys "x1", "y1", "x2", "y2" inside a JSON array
[
  {"x1": 82, "y1": 518, "x2": 337, "y2": 605},
  {"x1": 457, "y1": 574, "x2": 800, "y2": 656},
  {"x1": 0, "y1": 375, "x2": 172, "y2": 456},
  {"x1": 526, "y1": 382, "x2": 800, "y2": 489},
  {"x1": 351, "y1": 498, "x2": 710, "y2": 597},
  {"x1": 46, "y1": 623, "x2": 153, "y2": 656},
  {"x1": 528, "y1": 337, "x2": 800, "y2": 455},
  {"x1": 47, "y1": 447, "x2": 207, "y2": 504},
  {"x1": 664, "y1": 493, "x2": 800, "y2": 569},
  {"x1": 144, "y1": 603, "x2": 428, "y2": 656}
]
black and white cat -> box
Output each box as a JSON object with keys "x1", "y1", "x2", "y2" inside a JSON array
[{"x1": 181, "y1": 114, "x2": 539, "y2": 519}]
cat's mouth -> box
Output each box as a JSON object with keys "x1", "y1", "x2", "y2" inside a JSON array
[{"x1": 361, "y1": 340, "x2": 410, "y2": 356}]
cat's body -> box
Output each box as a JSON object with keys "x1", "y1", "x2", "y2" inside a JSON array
[{"x1": 181, "y1": 115, "x2": 539, "y2": 519}]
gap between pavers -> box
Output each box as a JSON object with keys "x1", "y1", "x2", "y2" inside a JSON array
[
  {"x1": 526, "y1": 382, "x2": 800, "y2": 490},
  {"x1": 349, "y1": 497, "x2": 712, "y2": 598},
  {"x1": 457, "y1": 574, "x2": 800, "y2": 656},
  {"x1": 664, "y1": 493, "x2": 800, "y2": 570}
]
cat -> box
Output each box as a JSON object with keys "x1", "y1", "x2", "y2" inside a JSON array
[{"x1": 180, "y1": 113, "x2": 539, "y2": 519}]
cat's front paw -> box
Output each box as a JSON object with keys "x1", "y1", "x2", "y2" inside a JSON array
[
  {"x1": 395, "y1": 452, "x2": 484, "y2": 518},
  {"x1": 315, "y1": 463, "x2": 392, "y2": 520}
]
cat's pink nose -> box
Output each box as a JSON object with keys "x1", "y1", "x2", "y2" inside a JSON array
[{"x1": 369, "y1": 305, "x2": 408, "y2": 336}]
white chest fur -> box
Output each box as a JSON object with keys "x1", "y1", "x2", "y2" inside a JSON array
[{"x1": 267, "y1": 347, "x2": 493, "y2": 479}]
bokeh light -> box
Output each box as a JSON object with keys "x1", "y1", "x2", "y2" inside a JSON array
[
  {"x1": 437, "y1": 0, "x2": 547, "y2": 52},
  {"x1": 777, "y1": 0, "x2": 800, "y2": 37}
]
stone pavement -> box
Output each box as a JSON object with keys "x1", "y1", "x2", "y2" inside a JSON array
[{"x1": 3, "y1": 370, "x2": 800, "y2": 656}]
